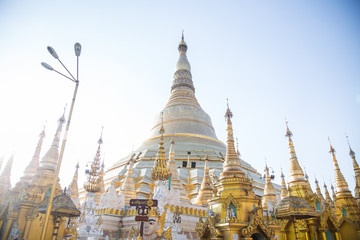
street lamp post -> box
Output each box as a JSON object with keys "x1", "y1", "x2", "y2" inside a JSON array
[{"x1": 40, "y1": 43, "x2": 81, "y2": 240}]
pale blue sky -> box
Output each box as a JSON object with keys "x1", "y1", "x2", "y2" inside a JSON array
[{"x1": 0, "y1": 1, "x2": 359, "y2": 196}]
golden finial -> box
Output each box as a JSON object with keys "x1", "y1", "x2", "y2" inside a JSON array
[
  {"x1": 151, "y1": 115, "x2": 171, "y2": 181},
  {"x1": 346, "y1": 134, "x2": 358, "y2": 167},
  {"x1": 225, "y1": 99, "x2": 233, "y2": 119},
  {"x1": 83, "y1": 128, "x2": 104, "y2": 193},
  {"x1": 280, "y1": 169, "x2": 288, "y2": 199},
  {"x1": 331, "y1": 183, "x2": 336, "y2": 200},
  {"x1": 178, "y1": 31, "x2": 188, "y2": 52},
  {"x1": 285, "y1": 117, "x2": 292, "y2": 137}
]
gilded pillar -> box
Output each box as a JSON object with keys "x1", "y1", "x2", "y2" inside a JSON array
[
  {"x1": 2, "y1": 216, "x2": 15, "y2": 240},
  {"x1": 320, "y1": 231, "x2": 326, "y2": 240},
  {"x1": 307, "y1": 219, "x2": 317, "y2": 240},
  {"x1": 0, "y1": 218, "x2": 4, "y2": 232},
  {"x1": 335, "y1": 231, "x2": 341, "y2": 240},
  {"x1": 22, "y1": 217, "x2": 34, "y2": 239}
]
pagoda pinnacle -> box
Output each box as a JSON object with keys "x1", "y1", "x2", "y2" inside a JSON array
[
  {"x1": 122, "y1": 156, "x2": 135, "y2": 191},
  {"x1": 194, "y1": 156, "x2": 214, "y2": 206},
  {"x1": 39, "y1": 113, "x2": 65, "y2": 172},
  {"x1": 263, "y1": 164, "x2": 275, "y2": 196},
  {"x1": 167, "y1": 138, "x2": 178, "y2": 178},
  {"x1": 151, "y1": 115, "x2": 171, "y2": 181},
  {"x1": 164, "y1": 32, "x2": 199, "y2": 110},
  {"x1": 121, "y1": 155, "x2": 136, "y2": 205},
  {"x1": 328, "y1": 139, "x2": 351, "y2": 196},
  {"x1": 176, "y1": 31, "x2": 190, "y2": 72},
  {"x1": 0, "y1": 155, "x2": 14, "y2": 194},
  {"x1": 68, "y1": 162, "x2": 80, "y2": 208},
  {"x1": 285, "y1": 121, "x2": 306, "y2": 187},
  {"x1": 331, "y1": 183, "x2": 336, "y2": 201},
  {"x1": 280, "y1": 170, "x2": 288, "y2": 200},
  {"x1": 315, "y1": 178, "x2": 325, "y2": 202},
  {"x1": 84, "y1": 129, "x2": 104, "y2": 193},
  {"x1": 347, "y1": 139, "x2": 360, "y2": 206},
  {"x1": 324, "y1": 183, "x2": 334, "y2": 207},
  {"x1": 262, "y1": 164, "x2": 276, "y2": 211},
  {"x1": 21, "y1": 128, "x2": 46, "y2": 182},
  {"x1": 220, "y1": 101, "x2": 244, "y2": 180}
]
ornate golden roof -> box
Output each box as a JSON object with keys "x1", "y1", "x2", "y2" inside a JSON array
[
  {"x1": 276, "y1": 196, "x2": 320, "y2": 219},
  {"x1": 38, "y1": 192, "x2": 80, "y2": 217}
]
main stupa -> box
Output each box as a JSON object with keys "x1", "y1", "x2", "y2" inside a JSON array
[{"x1": 104, "y1": 34, "x2": 276, "y2": 201}]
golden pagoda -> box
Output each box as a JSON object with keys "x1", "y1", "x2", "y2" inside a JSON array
[{"x1": 198, "y1": 103, "x2": 277, "y2": 240}]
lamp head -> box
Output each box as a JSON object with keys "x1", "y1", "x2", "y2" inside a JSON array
[
  {"x1": 74, "y1": 43, "x2": 81, "y2": 56},
  {"x1": 47, "y1": 46, "x2": 59, "y2": 59},
  {"x1": 41, "y1": 62, "x2": 53, "y2": 71}
]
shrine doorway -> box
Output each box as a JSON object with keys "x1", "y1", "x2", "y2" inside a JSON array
[{"x1": 251, "y1": 233, "x2": 265, "y2": 240}]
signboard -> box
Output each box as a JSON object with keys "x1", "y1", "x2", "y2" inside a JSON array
[
  {"x1": 135, "y1": 216, "x2": 149, "y2": 222},
  {"x1": 130, "y1": 199, "x2": 158, "y2": 207}
]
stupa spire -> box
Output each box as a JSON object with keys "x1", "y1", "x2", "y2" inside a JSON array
[
  {"x1": 68, "y1": 162, "x2": 80, "y2": 208},
  {"x1": 166, "y1": 138, "x2": 191, "y2": 203},
  {"x1": 151, "y1": 113, "x2": 171, "y2": 181},
  {"x1": 121, "y1": 155, "x2": 136, "y2": 205},
  {"x1": 315, "y1": 178, "x2": 325, "y2": 202},
  {"x1": 280, "y1": 170, "x2": 288, "y2": 200},
  {"x1": 167, "y1": 138, "x2": 178, "y2": 178},
  {"x1": 220, "y1": 100, "x2": 244, "y2": 180},
  {"x1": 324, "y1": 183, "x2": 334, "y2": 207},
  {"x1": 285, "y1": 121, "x2": 306, "y2": 187},
  {"x1": 165, "y1": 32, "x2": 200, "y2": 110},
  {"x1": 0, "y1": 155, "x2": 14, "y2": 194},
  {"x1": 263, "y1": 164, "x2": 275, "y2": 196},
  {"x1": 194, "y1": 156, "x2": 214, "y2": 205},
  {"x1": 347, "y1": 138, "x2": 360, "y2": 205},
  {"x1": 331, "y1": 183, "x2": 336, "y2": 201},
  {"x1": 21, "y1": 127, "x2": 46, "y2": 182},
  {"x1": 304, "y1": 171, "x2": 313, "y2": 192},
  {"x1": 39, "y1": 112, "x2": 65, "y2": 172},
  {"x1": 262, "y1": 164, "x2": 276, "y2": 211},
  {"x1": 84, "y1": 128, "x2": 104, "y2": 193},
  {"x1": 328, "y1": 139, "x2": 351, "y2": 196}
]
